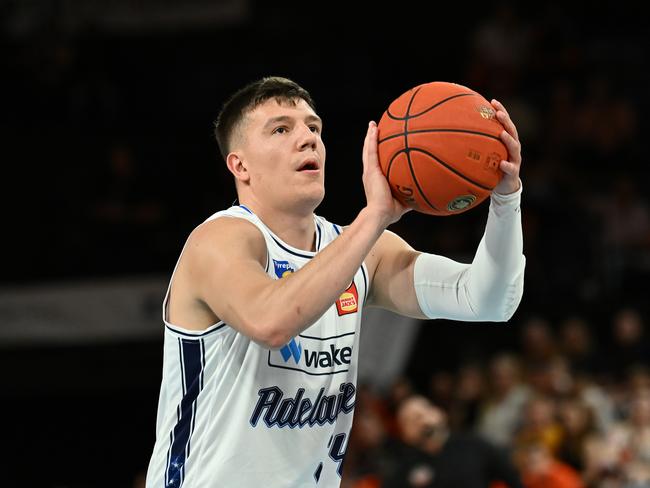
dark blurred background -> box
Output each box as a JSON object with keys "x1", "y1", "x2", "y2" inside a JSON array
[{"x1": 1, "y1": 1, "x2": 649, "y2": 486}]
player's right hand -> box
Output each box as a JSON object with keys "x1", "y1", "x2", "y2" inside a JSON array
[{"x1": 362, "y1": 121, "x2": 411, "y2": 227}]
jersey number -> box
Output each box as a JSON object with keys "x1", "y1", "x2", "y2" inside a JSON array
[{"x1": 314, "y1": 433, "x2": 347, "y2": 483}]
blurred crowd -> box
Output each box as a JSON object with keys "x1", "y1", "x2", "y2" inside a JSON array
[{"x1": 342, "y1": 305, "x2": 650, "y2": 488}]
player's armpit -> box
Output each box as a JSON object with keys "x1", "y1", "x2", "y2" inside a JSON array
[{"x1": 367, "y1": 230, "x2": 427, "y2": 319}]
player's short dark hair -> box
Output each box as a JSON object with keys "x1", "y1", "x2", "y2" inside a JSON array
[{"x1": 213, "y1": 76, "x2": 316, "y2": 161}]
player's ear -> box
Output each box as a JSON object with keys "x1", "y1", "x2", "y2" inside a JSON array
[{"x1": 226, "y1": 152, "x2": 250, "y2": 183}]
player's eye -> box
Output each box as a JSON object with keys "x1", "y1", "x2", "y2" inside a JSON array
[
  {"x1": 309, "y1": 125, "x2": 321, "y2": 134},
  {"x1": 272, "y1": 126, "x2": 288, "y2": 134}
]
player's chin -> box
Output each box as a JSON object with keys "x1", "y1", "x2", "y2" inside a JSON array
[{"x1": 296, "y1": 181, "x2": 325, "y2": 208}]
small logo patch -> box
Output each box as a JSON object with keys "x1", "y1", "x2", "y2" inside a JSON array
[
  {"x1": 273, "y1": 259, "x2": 295, "y2": 279},
  {"x1": 477, "y1": 105, "x2": 496, "y2": 120},
  {"x1": 336, "y1": 282, "x2": 359, "y2": 316},
  {"x1": 486, "y1": 152, "x2": 501, "y2": 171},
  {"x1": 447, "y1": 195, "x2": 476, "y2": 212}
]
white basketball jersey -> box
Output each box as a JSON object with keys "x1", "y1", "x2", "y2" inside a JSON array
[{"x1": 146, "y1": 205, "x2": 369, "y2": 488}]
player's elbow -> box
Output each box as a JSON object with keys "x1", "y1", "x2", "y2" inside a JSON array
[
  {"x1": 259, "y1": 328, "x2": 293, "y2": 350},
  {"x1": 245, "y1": 317, "x2": 294, "y2": 350},
  {"x1": 473, "y1": 280, "x2": 524, "y2": 322},
  {"x1": 238, "y1": 301, "x2": 306, "y2": 349}
]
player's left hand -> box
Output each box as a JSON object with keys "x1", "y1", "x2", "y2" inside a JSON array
[{"x1": 491, "y1": 99, "x2": 522, "y2": 195}]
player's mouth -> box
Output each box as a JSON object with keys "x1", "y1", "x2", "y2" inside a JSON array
[{"x1": 296, "y1": 159, "x2": 320, "y2": 174}]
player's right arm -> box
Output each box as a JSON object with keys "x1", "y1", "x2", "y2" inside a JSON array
[
  {"x1": 170, "y1": 122, "x2": 407, "y2": 349},
  {"x1": 175, "y1": 208, "x2": 376, "y2": 349}
]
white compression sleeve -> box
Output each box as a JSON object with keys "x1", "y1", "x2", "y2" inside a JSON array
[{"x1": 413, "y1": 184, "x2": 526, "y2": 321}]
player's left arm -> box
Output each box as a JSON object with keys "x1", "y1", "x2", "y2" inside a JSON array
[{"x1": 368, "y1": 99, "x2": 525, "y2": 322}]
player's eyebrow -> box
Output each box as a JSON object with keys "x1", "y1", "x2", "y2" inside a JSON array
[{"x1": 263, "y1": 114, "x2": 322, "y2": 130}]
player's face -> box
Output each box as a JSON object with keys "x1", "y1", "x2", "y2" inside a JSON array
[{"x1": 239, "y1": 98, "x2": 326, "y2": 212}]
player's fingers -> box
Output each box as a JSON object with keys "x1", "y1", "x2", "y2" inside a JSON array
[
  {"x1": 491, "y1": 99, "x2": 519, "y2": 140},
  {"x1": 500, "y1": 130, "x2": 521, "y2": 164},
  {"x1": 367, "y1": 121, "x2": 379, "y2": 162},
  {"x1": 496, "y1": 110, "x2": 519, "y2": 141},
  {"x1": 364, "y1": 122, "x2": 379, "y2": 171},
  {"x1": 491, "y1": 99, "x2": 509, "y2": 118},
  {"x1": 500, "y1": 160, "x2": 519, "y2": 176}
]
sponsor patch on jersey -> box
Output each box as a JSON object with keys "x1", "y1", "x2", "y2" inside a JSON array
[
  {"x1": 268, "y1": 332, "x2": 355, "y2": 375},
  {"x1": 273, "y1": 259, "x2": 295, "y2": 279},
  {"x1": 336, "y1": 281, "x2": 359, "y2": 316}
]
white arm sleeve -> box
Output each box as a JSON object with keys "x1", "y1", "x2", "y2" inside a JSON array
[{"x1": 413, "y1": 184, "x2": 526, "y2": 322}]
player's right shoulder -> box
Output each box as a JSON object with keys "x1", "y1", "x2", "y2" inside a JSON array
[{"x1": 185, "y1": 216, "x2": 268, "y2": 269}]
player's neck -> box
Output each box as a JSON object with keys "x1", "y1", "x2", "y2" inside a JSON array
[{"x1": 242, "y1": 201, "x2": 317, "y2": 252}]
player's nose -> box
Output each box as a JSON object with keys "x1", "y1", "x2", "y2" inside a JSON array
[{"x1": 297, "y1": 124, "x2": 317, "y2": 151}]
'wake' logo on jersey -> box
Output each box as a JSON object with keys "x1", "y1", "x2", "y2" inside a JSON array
[
  {"x1": 336, "y1": 281, "x2": 358, "y2": 316},
  {"x1": 273, "y1": 259, "x2": 295, "y2": 278},
  {"x1": 270, "y1": 332, "x2": 355, "y2": 375}
]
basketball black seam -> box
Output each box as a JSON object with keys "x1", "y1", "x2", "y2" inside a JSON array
[
  {"x1": 408, "y1": 147, "x2": 493, "y2": 191},
  {"x1": 385, "y1": 149, "x2": 405, "y2": 183},
  {"x1": 386, "y1": 92, "x2": 477, "y2": 121},
  {"x1": 378, "y1": 128, "x2": 502, "y2": 145},
  {"x1": 403, "y1": 88, "x2": 439, "y2": 212}
]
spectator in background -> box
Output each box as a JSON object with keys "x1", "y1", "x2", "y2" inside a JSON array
[
  {"x1": 477, "y1": 353, "x2": 531, "y2": 448},
  {"x1": 559, "y1": 316, "x2": 600, "y2": 378},
  {"x1": 627, "y1": 366, "x2": 650, "y2": 395},
  {"x1": 526, "y1": 355, "x2": 573, "y2": 399},
  {"x1": 447, "y1": 363, "x2": 485, "y2": 432},
  {"x1": 428, "y1": 370, "x2": 456, "y2": 413},
  {"x1": 582, "y1": 389, "x2": 650, "y2": 487},
  {"x1": 555, "y1": 396, "x2": 598, "y2": 472},
  {"x1": 514, "y1": 395, "x2": 563, "y2": 456},
  {"x1": 604, "y1": 388, "x2": 650, "y2": 485},
  {"x1": 342, "y1": 392, "x2": 397, "y2": 488},
  {"x1": 384, "y1": 395, "x2": 523, "y2": 488},
  {"x1": 519, "y1": 317, "x2": 557, "y2": 372},
  {"x1": 607, "y1": 307, "x2": 649, "y2": 383},
  {"x1": 386, "y1": 376, "x2": 417, "y2": 438},
  {"x1": 582, "y1": 432, "x2": 627, "y2": 487},
  {"x1": 513, "y1": 438, "x2": 584, "y2": 488},
  {"x1": 572, "y1": 373, "x2": 616, "y2": 439}
]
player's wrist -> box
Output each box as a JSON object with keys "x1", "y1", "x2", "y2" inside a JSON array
[
  {"x1": 493, "y1": 177, "x2": 521, "y2": 196},
  {"x1": 492, "y1": 179, "x2": 522, "y2": 203},
  {"x1": 359, "y1": 206, "x2": 392, "y2": 233}
]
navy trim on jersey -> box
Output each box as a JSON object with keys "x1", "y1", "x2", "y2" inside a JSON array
[
  {"x1": 165, "y1": 339, "x2": 206, "y2": 487},
  {"x1": 360, "y1": 265, "x2": 369, "y2": 303},
  {"x1": 316, "y1": 222, "x2": 322, "y2": 251},
  {"x1": 239, "y1": 204, "x2": 321, "y2": 257},
  {"x1": 333, "y1": 224, "x2": 341, "y2": 235},
  {"x1": 299, "y1": 331, "x2": 356, "y2": 341},
  {"x1": 165, "y1": 323, "x2": 227, "y2": 338},
  {"x1": 270, "y1": 235, "x2": 314, "y2": 259}
]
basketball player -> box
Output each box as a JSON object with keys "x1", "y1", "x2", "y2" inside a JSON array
[{"x1": 146, "y1": 77, "x2": 525, "y2": 487}]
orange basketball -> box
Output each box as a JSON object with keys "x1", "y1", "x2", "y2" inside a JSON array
[{"x1": 377, "y1": 81, "x2": 507, "y2": 216}]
